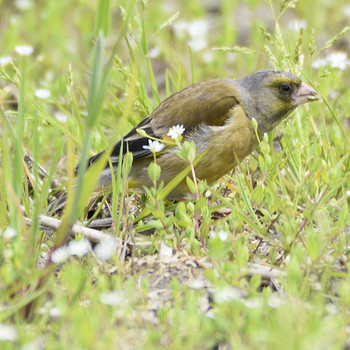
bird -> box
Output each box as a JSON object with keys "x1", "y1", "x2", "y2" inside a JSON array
[{"x1": 49, "y1": 69, "x2": 318, "y2": 213}]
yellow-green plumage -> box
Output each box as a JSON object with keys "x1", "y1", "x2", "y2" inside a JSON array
[
  {"x1": 95, "y1": 70, "x2": 318, "y2": 198},
  {"x1": 50, "y1": 70, "x2": 318, "y2": 211}
]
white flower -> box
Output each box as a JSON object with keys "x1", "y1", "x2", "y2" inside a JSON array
[
  {"x1": 344, "y1": 4, "x2": 350, "y2": 17},
  {"x1": 35, "y1": 89, "x2": 51, "y2": 99},
  {"x1": 202, "y1": 50, "x2": 214, "y2": 63},
  {"x1": 49, "y1": 306, "x2": 62, "y2": 319},
  {"x1": 241, "y1": 297, "x2": 261, "y2": 308},
  {"x1": 142, "y1": 139, "x2": 165, "y2": 153},
  {"x1": 51, "y1": 246, "x2": 70, "y2": 264},
  {"x1": 173, "y1": 19, "x2": 208, "y2": 52},
  {"x1": 173, "y1": 21, "x2": 188, "y2": 37},
  {"x1": 267, "y1": 295, "x2": 286, "y2": 308},
  {"x1": 167, "y1": 124, "x2": 185, "y2": 140},
  {"x1": 148, "y1": 46, "x2": 160, "y2": 58},
  {"x1": 15, "y1": 0, "x2": 32, "y2": 10},
  {"x1": 159, "y1": 243, "x2": 173, "y2": 258},
  {"x1": 187, "y1": 19, "x2": 209, "y2": 39},
  {"x1": 209, "y1": 229, "x2": 229, "y2": 241},
  {"x1": 214, "y1": 286, "x2": 243, "y2": 303},
  {"x1": 218, "y1": 229, "x2": 229, "y2": 242},
  {"x1": 189, "y1": 37, "x2": 207, "y2": 51},
  {"x1": 326, "y1": 51, "x2": 350, "y2": 70},
  {"x1": 94, "y1": 236, "x2": 119, "y2": 262},
  {"x1": 3, "y1": 227, "x2": 17, "y2": 238},
  {"x1": 312, "y1": 58, "x2": 327, "y2": 69},
  {"x1": 209, "y1": 230, "x2": 216, "y2": 239},
  {"x1": 0, "y1": 323, "x2": 18, "y2": 342},
  {"x1": 99, "y1": 291, "x2": 124, "y2": 306},
  {"x1": 288, "y1": 19, "x2": 307, "y2": 31},
  {"x1": 69, "y1": 238, "x2": 91, "y2": 257},
  {"x1": 55, "y1": 112, "x2": 68, "y2": 123},
  {"x1": 346, "y1": 190, "x2": 350, "y2": 198},
  {"x1": 312, "y1": 52, "x2": 350, "y2": 70},
  {"x1": 0, "y1": 56, "x2": 13, "y2": 65},
  {"x1": 14, "y1": 45, "x2": 34, "y2": 56},
  {"x1": 188, "y1": 19, "x2": 208, "y2": 51}
]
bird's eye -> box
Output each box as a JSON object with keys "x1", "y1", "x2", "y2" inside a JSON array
[{"x1": 279, "y1": 83, "x2": 292, "y2": 94}]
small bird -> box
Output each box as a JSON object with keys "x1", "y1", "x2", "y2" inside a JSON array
[{"x1": 50, "y1": 70, "x2": 318, "y2": 212}]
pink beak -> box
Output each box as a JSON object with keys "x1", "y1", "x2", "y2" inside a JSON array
[{"x1": 293, "y1": 82, "x2": 318, "y2": 106}]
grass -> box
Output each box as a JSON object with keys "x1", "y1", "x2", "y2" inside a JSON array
[{"x1": 1, "y1": 0, "x2": 350, "y2": 348}]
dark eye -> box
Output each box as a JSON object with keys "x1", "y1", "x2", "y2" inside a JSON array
[{"x1": 280, "y1": 83, "x2": 292, "y2": 94}]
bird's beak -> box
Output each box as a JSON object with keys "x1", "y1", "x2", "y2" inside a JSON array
[{"x1": 293, "y1": 82, "x2": 319, "y2": 106}]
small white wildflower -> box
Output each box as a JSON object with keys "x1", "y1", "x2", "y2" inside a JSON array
[
  {"x1": 21, "y1": 337, "x2": 45, "y2": 350},
  {"x1": 167, "y1": 124, "x2": 185, "y2": 140},
  {"x1": 0, "y1": 56, "x2": 13, "y2": 65},
  {"x1": 312, "y1": 58, "x2": 328, "y2": 69},
  {"x1": 326, "y1": 51, "x2": 350, "y2": 70},
  {"x1": 15, "y1": 0, "x2": 32, "y2": 10},
  {"x1": 49, "y1": 306, "x2": 62, "y2": 319},
  {"x1": 241, "y1": 297, "x2": 261, "y2": 308},
  {"x1": 217, "y1": 229, "x2": 229, "y2": 242},
  {"x1": 209, "y1": 229, "x2": 229, "y2": 241},
  {"x1": 202, "y1": 50, "x2": 214, "y2": 63},
  {"x1": 188, "y1": 19, "x2": 208, "y2": 51},
  {"x1": 69, "y1": 238, "x2": 91, "y2": 257},
  {"x1": 0, "y1": 323, "x2": 18, "y2": 342},
  {"x1": 55, "y1": 112, "x2": 68, "y2": 123},
  {"x1": 3, "y1": 227, "x2": 17, "y2": 238},
  {"x1": 189, "y1": 36, "x2": 207, "y2": 51},
  {"x1": 214, "y1": 286, "x2": 243, "y2": 303},
  {"x1": 205, "y1": 310, "x2": 215, "y2": 319},
  {"x1": 344, "y1": 4, "x2": 350, "y2": 17},
  {"x1": 346, "y1": 190, "x2": 350, "y2": 197},
  {"x1": 209, "y1": 230, "x2": 216, "y2": 239},
  {"x1": 99, "y1": 291, "x2": 124, "y2": 306},
  {"x1": 94, "y1": 236, "x2": 119, "y2": 262},
  {"x1": 159, "y1": 243, "x2": 173, "y2": 258},
  {"x1": 15, "y1": 45, "x2": 34, "y2": 56},
  {"x1": 288, "y1": 19, "x2": 307, "y2": 31},
  {"x1": 173, "y1": 21, "x2": 188, "y2": 37},
  {"x1": 148, "y1": 46, "x2": 160, "y2": 58},
  {"x1": 173, "y1": 19, "x2": 208, "y2": 51},
  {"x1": 267, "y1": 295, "x2": 286, "y2": 308},
  {"x1": 51, "y1": 246, "x2": 70, "y2": 264},
  {"x1": 186, "y1": 279, "x2": 207, "y2": 289},
  {"x1": 142, "y1": 139, "x2": 165, "y2": 153},
  {"x1": 187, "y1": 19, "x2": 209, "y2": 39},
  {"x1": 35, "y1": 89, "x2": 51, "y2": 99}
]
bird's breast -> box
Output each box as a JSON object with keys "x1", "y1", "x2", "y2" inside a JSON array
[{"x1": 193, "y1": 105, "x2": 258, "y2": 183}]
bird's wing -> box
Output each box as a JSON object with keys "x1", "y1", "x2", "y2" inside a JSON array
[{"x1": 88, "y1": 79, "x2": 240, "y2": 167}]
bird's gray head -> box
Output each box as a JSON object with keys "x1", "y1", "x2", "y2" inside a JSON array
[{"x1": 236, "y1": 69, "x2": 318, "y2": 134}]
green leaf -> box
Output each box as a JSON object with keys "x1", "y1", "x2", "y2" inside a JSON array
[
  {"x1": 186, "y1": 176, "x2": 196, "y2": 194},
  {"x1": 148, "y1": 162, "x2": 161, "y2": 182},
  {"x1": 94, "y1": 0, "x2": 111, "y2": 36}
]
